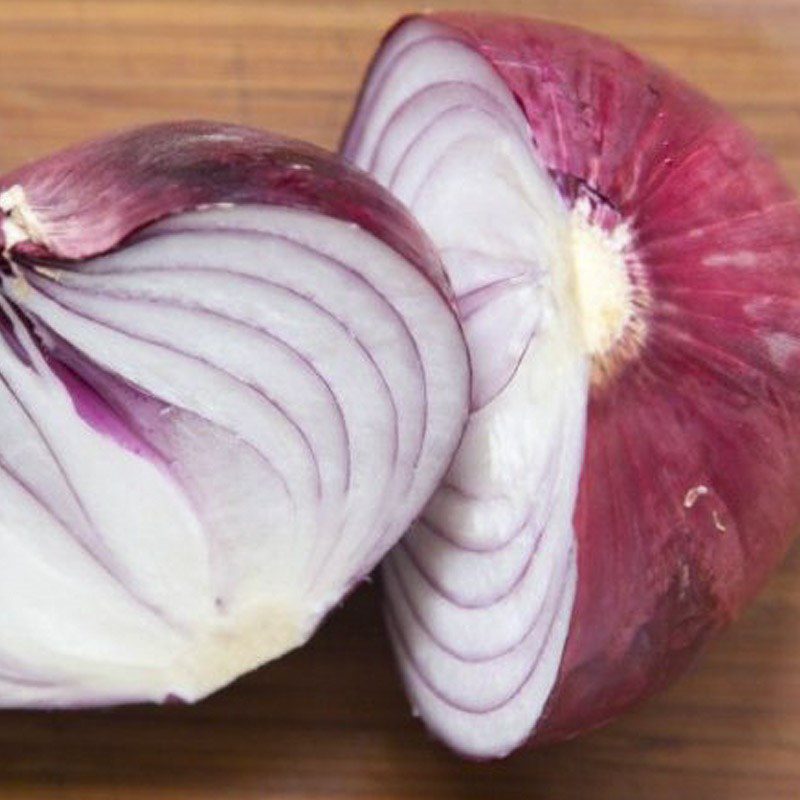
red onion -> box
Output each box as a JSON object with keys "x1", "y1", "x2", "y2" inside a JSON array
[
  {"x1": 0, "y1": 121, "x2": 469, "y2": 707},
  {"x1": 342, "y1": 13, "x2": 800, "y2": 757}
]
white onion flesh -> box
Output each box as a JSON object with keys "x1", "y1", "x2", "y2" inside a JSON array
[
  {"x1": 345, "y1": 19, "x2": 590, "y2": 756},
  {"x1": 0, "y1": 202, "x2": 468, "y2": 707}
]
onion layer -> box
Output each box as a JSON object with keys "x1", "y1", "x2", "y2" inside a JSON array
[
  {"x1": 343, "y1": 14, "x2": 800, "y2": 757},
  {"x1": 0, "y1": 121, "x2": 469, "y2": 707}
]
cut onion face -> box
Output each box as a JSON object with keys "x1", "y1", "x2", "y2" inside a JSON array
[
  {"x1": 0, "y1": 121, "x2": 469, "y2": 707},
  {"x1": 343, "y1": 14, "x2": 800, "y2": 757}
]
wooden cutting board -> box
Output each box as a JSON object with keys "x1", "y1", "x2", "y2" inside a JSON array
[{"x1": 0, "y1": 1, "x2": 798, "y2": 798}]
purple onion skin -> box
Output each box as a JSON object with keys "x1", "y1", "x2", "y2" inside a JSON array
[
  {"x1": 347, "y1": 13, "x2": 800, "y2": 749},
  {"x1": 0, "y1": 120, "x2": 449, "y2": 297}
]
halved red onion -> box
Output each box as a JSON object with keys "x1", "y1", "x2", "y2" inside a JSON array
[
  {"x1": 0, "y1": 121, "x2": 469, "y2": 707},
  {"x1": 343, "y1": 14, "x2": 800, "y2": 757}
]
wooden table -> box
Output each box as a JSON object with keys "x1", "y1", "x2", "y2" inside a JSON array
[{"x1": 0, "y1": 1, "x2": 798, "y2": 797}]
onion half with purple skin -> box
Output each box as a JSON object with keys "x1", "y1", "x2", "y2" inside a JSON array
[
  {"x1": 342, "y1": 13, "x2": 800, "y2": 757},
  {"x1": 0, "y1": 121, "x2": 469, "y2": 708}
]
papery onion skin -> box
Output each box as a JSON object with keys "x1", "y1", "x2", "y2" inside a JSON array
[
  {"x1": 0, "y1": 120, "x2": 447, "y2": 288},
  {"x1": 343, "y1": 13, "x2": 800, "y2": 752},
  {"x1": 0, "y1": 121, "x2": 469, "y2": 708}
]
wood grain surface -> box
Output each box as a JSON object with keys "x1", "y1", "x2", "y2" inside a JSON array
[{"x1": 0, "y1": 1, "x2": 799, "y2": 798}]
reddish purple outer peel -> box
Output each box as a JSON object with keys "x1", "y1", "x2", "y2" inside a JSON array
[{"x1": 1, "y1": 120, "x2": 451, "y2": 298}]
